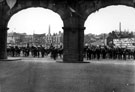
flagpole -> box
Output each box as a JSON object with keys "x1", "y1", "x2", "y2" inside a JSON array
[
  {"x1": 33, "y1": 30, "x2": 35, "y2": 45},
  {"x1": 119, "y1": 22, "x2": 122, "y2": 48}
]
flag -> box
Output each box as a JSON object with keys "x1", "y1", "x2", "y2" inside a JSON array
[{"x1": 6, "y1": 0, "x2": 17, "y2": 9}]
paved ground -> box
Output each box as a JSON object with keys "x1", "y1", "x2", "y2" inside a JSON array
[{"x1": 0, "y1": 57, "x2": 135, "y2": 92}]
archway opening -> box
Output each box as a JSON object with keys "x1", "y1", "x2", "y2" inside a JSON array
[
  {"x1": 84, "y1": 5, "x2": 135, "y2": 47},
  {"x1": 7, "y1": 7, "x2": 63, "y2": 48}
]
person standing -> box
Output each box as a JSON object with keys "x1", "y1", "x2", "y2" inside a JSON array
[
  {"x1": 37, "y1": 46, "x2": 40, "y2": 58},
  {"x1": 40, "y1": 45, "x2": 45, "y2": 58},
  {"x1": 96, "y1": 46, "x2": 101, "y2": 60},
  {"x1": 123, "y1": 48, "x2": 126, "y2": 60}
]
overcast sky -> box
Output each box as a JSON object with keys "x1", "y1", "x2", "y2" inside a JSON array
[
  {"x1": 8, "y1": 7, "x2": 63, "y2": 35},
  {"x1": 85, "y1": 5, "x2": 135, "y2": 35},
  {"x1": 8, "y1": 5, "x2": 135, "y2": 35}
]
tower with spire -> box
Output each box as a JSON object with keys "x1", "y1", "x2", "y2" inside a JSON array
[
  {"x1": 48, "y1": 24, "x2": 51, "y2": 36},
  {"x1": 46, "y1": 24, "x2": 52, "y2": 46},
  {"x1": 119, "y1": 22, "x2": 122, "y2": 47},
  {"x1": 119, "y1": 22, "x2": 121, "y2": 33}
]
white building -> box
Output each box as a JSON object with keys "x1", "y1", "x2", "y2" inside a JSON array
[{"x1": 7, "y1": 33, "x2": 15, "y2": 45}]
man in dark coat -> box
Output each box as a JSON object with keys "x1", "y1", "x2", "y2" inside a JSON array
[
  {"x1": 40, "y1": 45, "x2": 45, "y2": 58},
  {"x1": 96, "y1": 46, "x2": 101, "y2": 60}
]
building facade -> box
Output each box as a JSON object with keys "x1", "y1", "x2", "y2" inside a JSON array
[
  {"x1": 7, "y1": 27, "x2": 63, "y2": 48},
  {"x1": 7, "y1": 32, "x2": 15, "y2": 46},
  {"x1": 44, "y1": 30, "x2": 63, "y2": 48}
]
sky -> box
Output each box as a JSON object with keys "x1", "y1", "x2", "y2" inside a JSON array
[
  {"x1": 85, "y1": 5, "x2": 135, "y2": 34},
  {"x1": 8, "y1": 7, "x2": 63, "y2": 35},
  {"x1": 8, "y1": 5, "x2": 135, "y2": 35}
]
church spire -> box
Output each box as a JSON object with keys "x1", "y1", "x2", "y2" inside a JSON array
[
  {"x1": 119, "y1": 22, "x2": 121, "y2": 33},
  {"x1": 48, "y1": 24, "x2": 51, "y2": 35}
]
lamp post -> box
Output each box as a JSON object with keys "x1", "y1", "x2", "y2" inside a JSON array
[{"x1": 103, "y1": 33, "x2": 106, "y2": 46}]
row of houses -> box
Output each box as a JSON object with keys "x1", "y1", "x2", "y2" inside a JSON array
[
  {"x1": 84, "y1": 31, "x2": 135, "y2": 49},
  {"x1": 7, "y1": 28, "x2": 135, "y2": 49},
  {"x1": 7, "y1": 30, "x2": 63, "y2": 48}
]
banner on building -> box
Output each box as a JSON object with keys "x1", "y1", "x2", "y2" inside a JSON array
[{"x1": 113, "y1": 38, "x2": 135, "y2": 48}]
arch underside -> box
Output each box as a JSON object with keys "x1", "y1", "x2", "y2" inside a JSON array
[{"x1": 6, "y1": 0, "x2": 135, "y2": 23}]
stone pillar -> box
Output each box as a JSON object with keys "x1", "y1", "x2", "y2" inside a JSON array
[
  {"x1": 63, "y1": 26, "x2": 85, "y2": 63},
  {"x1": 0, "y1": 26, "x2": 8, "y2": 59},
  {"x1": 62, "y1": 10, "x2": 86, "y2": 63}
]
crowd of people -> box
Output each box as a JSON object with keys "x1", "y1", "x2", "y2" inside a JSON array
[
  {"x1": 7, "y1": 44, "x2": 135, "y2": 60},
  {"x1": 7, "y1": 44, "x2": 63, "y2": 60},
  {"x1": 84, "y1": 45, "x2": 135, "y2": 60}
]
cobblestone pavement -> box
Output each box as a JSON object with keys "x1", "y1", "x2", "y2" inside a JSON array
[{"x1": 0, "y1": 57, "x2": 135, "y2": 92}]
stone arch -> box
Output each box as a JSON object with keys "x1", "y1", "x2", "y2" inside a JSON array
[
  {"x1": 3, "y1": 0, "x2": 85, "y2": 62},
  {"x1": 82, "y1": 0, "x2": 135, "y2": 20},
  {"x1": 84, "y1": 5, "x2": 135, "y2": 34},
  {"x1": 6, "y1": 1, "x2": 68, "y2": 25},
  {"x1": 0, "y1": 0, "x2": 135, "y2": 62},
  {"x1": 0, "y1": 0, "x2": 68, "y2": 60}
]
